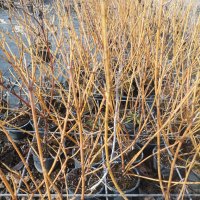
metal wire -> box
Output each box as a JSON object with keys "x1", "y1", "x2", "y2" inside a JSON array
[{"x1": 1, "y1": 193, "x2": 200, "y2": 198}]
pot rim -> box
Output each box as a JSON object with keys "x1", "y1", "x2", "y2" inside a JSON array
[
  {"x1": 32, "y1": 153, "x2": 55, "y2": 173},
  {"x1": 129, "y1": 144, "x2": 144, "y2": 164},
  {"x1": 32, "y1": 152, "x2": 54, "y2": 160},
  {"x1": 107, "y1": 167, "x2": 140, "y2": 194},
  {"x1": 6, "y1": 119, "x2": 31, "y2": 130}
]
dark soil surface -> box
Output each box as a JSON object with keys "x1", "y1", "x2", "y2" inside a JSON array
[
  {"x1": 107, "y1": 164, "x2": 139, "y2": 192},
  {"x1": 67, "y1": 168, "x2": 103, "y2": 194},
  {"x1": 0, "y1": 134, "x2": 29, "y2": 195},
  {"x1": 5, "y1": 113, "x2": 30, "y2": 127},
  {"x1": 0, "y1": 134, "x2": 29, "y2": 173}
]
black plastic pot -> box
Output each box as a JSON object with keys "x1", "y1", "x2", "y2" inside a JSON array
[
  {"x1": 152, "y1": 146, "x2": 179, "y2": 179},
  {"x1": 107, "y1": 165, "x2": 140, "y2": 200},
  {"x1": 139, "y1": 180, "x2": 163, "y2": 200},
  {"x1": 122, "y1": 144, "x2": 144, "y2": 165},
  {"x1": 6, "y1": 118, "x2": 33, "y2": 142},
  {"x1": 138, "y1": 140, "x2": 159, "y2": 158},
  {"x1": 153, "y1": 146, "x2": 169, "y2": 178},
  {"x1": 67, "y1": 167, "x2": 104, "y2": 200},
  {"x1": 31, "y1": 135, "x2": 60, "y2": 173},
  {"x1": 188, "y1": 170, "x2": 200, "y2": 193},
  {"x1": 32, "y1": 153, "x2": 54, "y2": 173},
  {"x1": 137, "y1": 128, "x2": 164, "y2": 157},
  {"x1": 187, "y1": 161, "x2": 200, "y2": 194}
]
